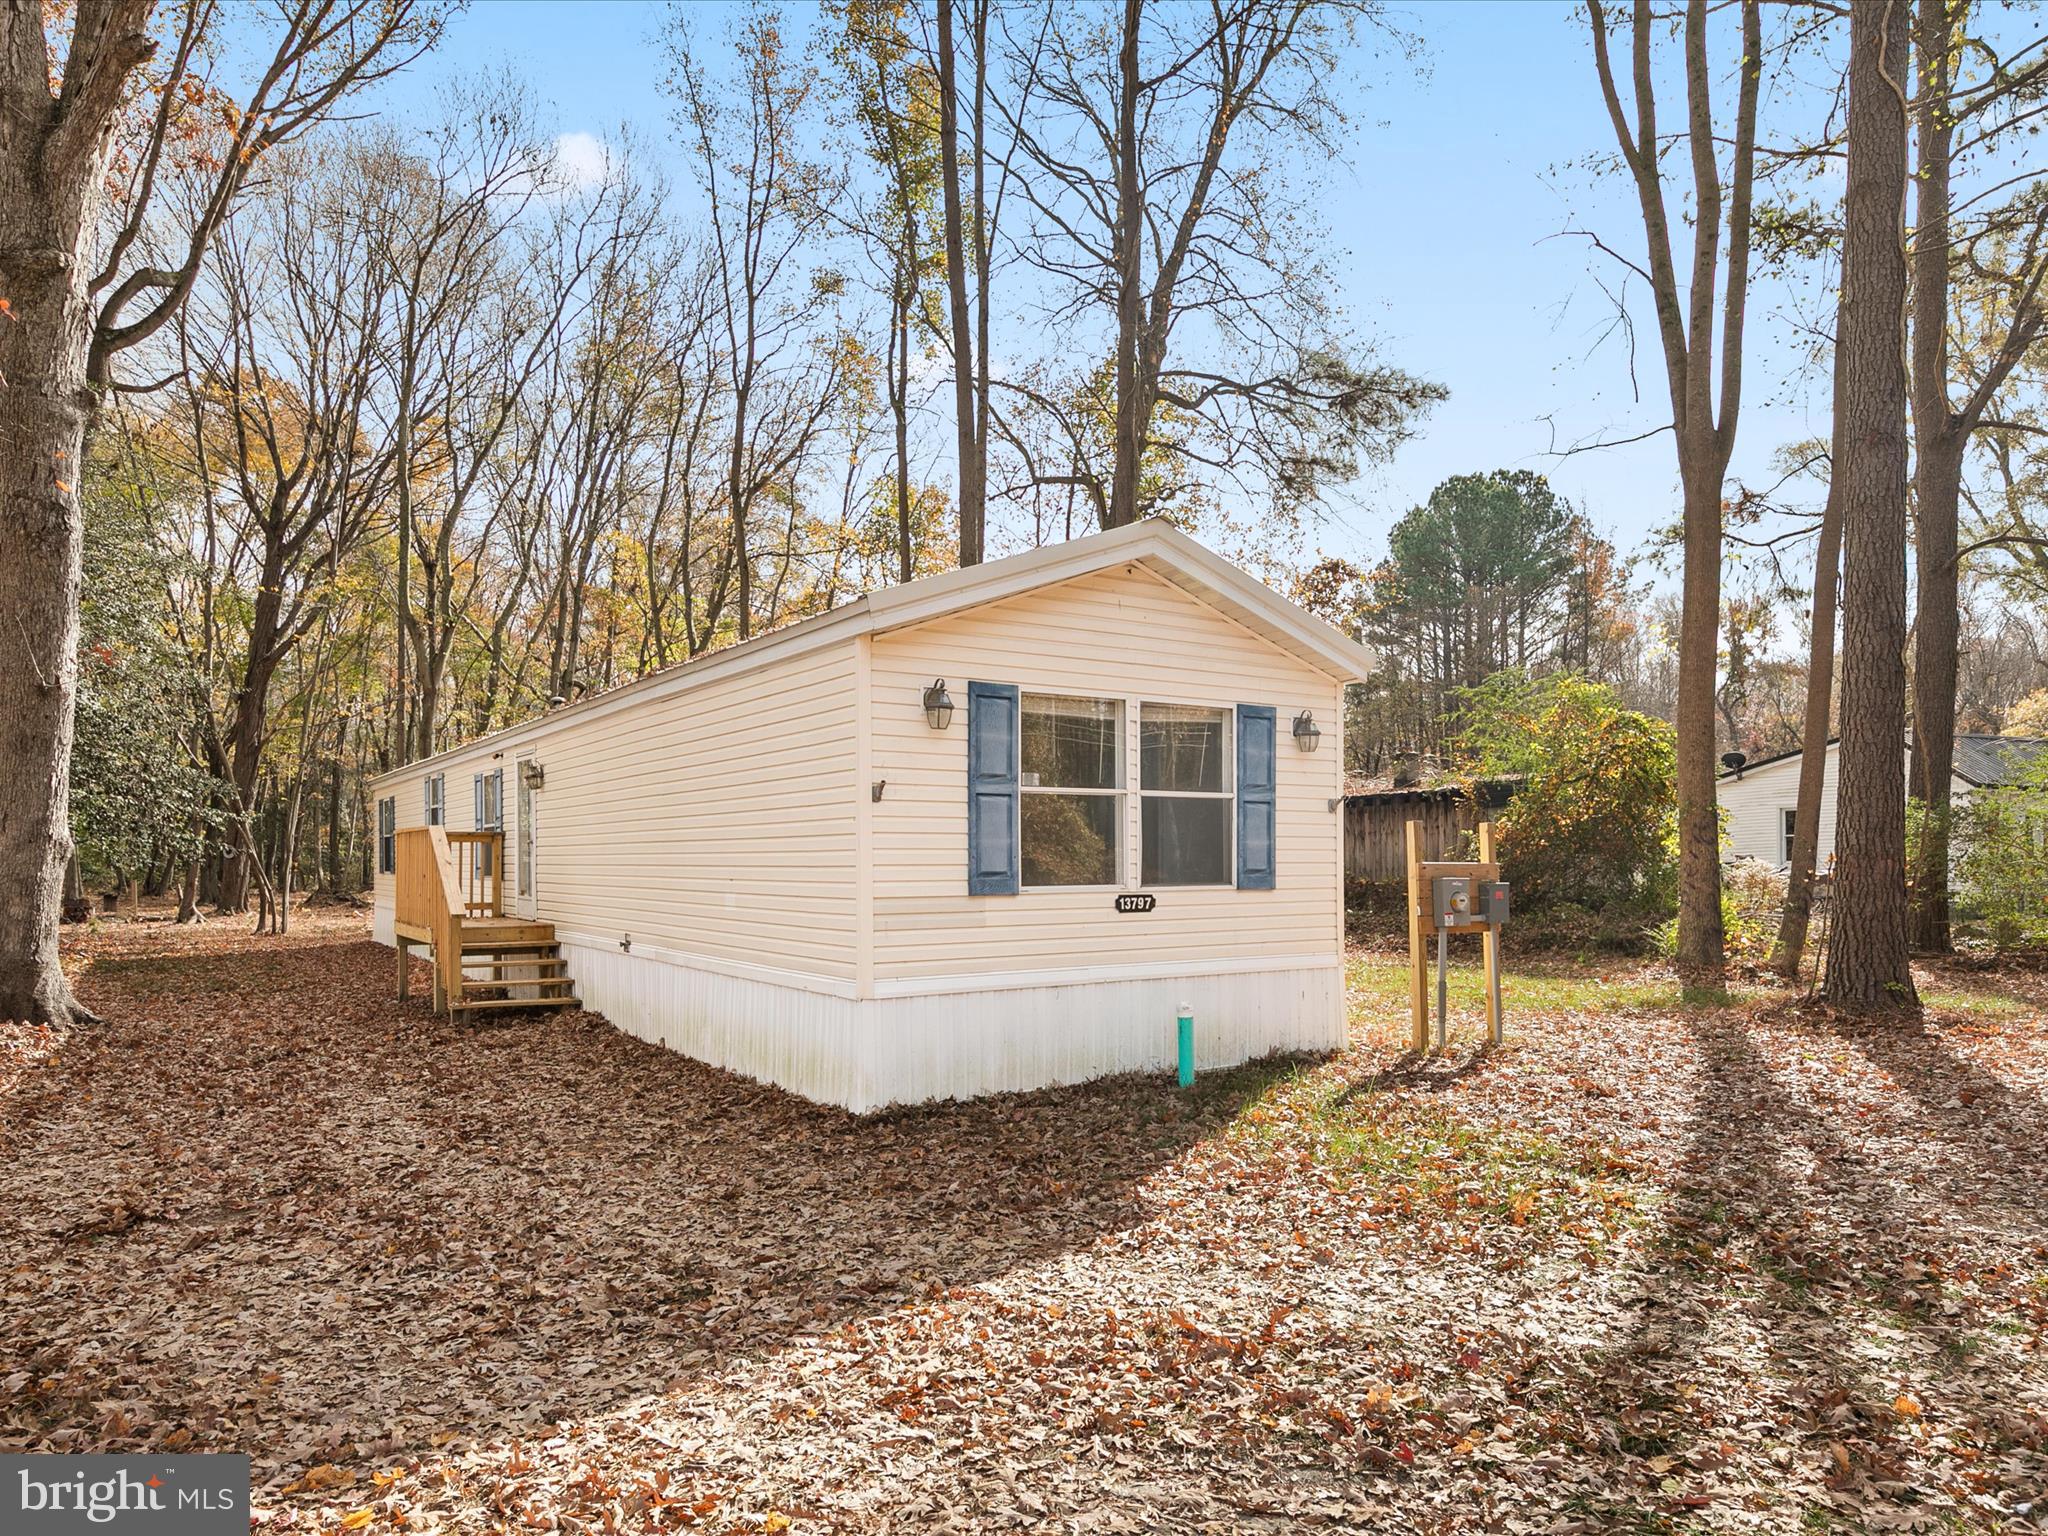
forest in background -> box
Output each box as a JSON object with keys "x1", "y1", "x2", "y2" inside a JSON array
[
  {"x1": 73, "y1": 0, "x2": 1454, "y2": 921},
  {"x1": 26, "y1": 0, "x2": 2048, "y2": 1012}
]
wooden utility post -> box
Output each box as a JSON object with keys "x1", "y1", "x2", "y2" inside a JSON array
[
  {"x1": 1478, "y1": 821, "x2": 1502, "y2": 1045},
  {"x1": 1406, "y1": 819, "x2": 1507, "y2": 1051},
  {"x1": 1406, "y1": 818, "x2": 1429, "y2": 1051}
]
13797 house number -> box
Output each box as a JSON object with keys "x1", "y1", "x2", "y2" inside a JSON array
[{"x1": 1114, "y1": 893, "x2": 1157, "y2": 914}]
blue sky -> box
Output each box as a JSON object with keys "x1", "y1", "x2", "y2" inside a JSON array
[{"x1": 366, "y1": 0, "x2": 1833, "y2": 579}]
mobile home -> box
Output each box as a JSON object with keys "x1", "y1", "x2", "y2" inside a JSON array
[{"x1": 367, "y1": 520, "x2": 1369, "y2": 1112}]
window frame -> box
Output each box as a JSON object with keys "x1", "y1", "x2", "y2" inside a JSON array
[
  {"x1": 1018, "y1": 691, "x2": 1125, "y2": 890},
  {"x1": 377, "y1": 796, "x2": 396, "y2": 875},
  {"x1": 1137, "y1": 700, "x2": 1237, "y2": 888},
  {"x1": 1780, "y1": 806, "x2": 1797, "y2": 864},
  {"x1": 474, "y1": 769, "x2": 504, "y2": 877},
  {"x1": 424, "y1": 773, "x2": 445, "y2": 827}
]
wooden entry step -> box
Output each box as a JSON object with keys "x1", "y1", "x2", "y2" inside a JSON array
[
  {"x1": 449, "y1": 993, "x2": 578, "y2": 1015},
  {"x1": 457, "y1": 918, "x2": 556, "y2": 950},
  {"x1": 395, "y1": 905, "x2": 577, "y2": 1019}
]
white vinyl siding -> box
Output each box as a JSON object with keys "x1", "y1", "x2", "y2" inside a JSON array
[
  {"x1": 867, "y1": 564, "x2": 1343, "y2": 984},
  {"x1": 1718, "y1": 742, "x2": 1972, "y2": 870},
  {"x1": 370, "y1": 642, "x2": 863, "y2": 982}
]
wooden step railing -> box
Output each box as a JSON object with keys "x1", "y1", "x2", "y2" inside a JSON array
[
  {"x1": 395, "y1": 826, "x2": 477, "y2": 1009},
  {"x1": 446, "y1": 830, "x2": 504, "y2": 917}
]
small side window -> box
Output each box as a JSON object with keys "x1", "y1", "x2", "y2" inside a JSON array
[
  {"x1": 1780, "y1": 807, "x2": 1797, "y2": 864},
  {"x1": 424, "y1": 774, "x2": 445, "y2": 826},
  {"x1": 377, "y1": 797, "x2": 396, "y2": 875}
]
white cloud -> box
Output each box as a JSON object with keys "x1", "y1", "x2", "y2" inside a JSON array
[{"x1": 550, "y1": 130, "x2": 611, "y2": 192}]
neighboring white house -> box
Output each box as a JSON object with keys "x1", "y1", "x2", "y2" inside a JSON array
[
  {"x1": 366, "y1": 520, "x2": 1367, "y2": 1113},
  {"x1": 1717, "y1": 735, "x2": 2048, "y2": 869}
]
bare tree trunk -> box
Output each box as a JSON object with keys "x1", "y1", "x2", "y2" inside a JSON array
[
  {"x1": 1107, "y1": 0, "x2": 1145, "y2": 530},
  {"x1": 1908, "y1": 0, "x2": 1959, "y2": 953},
  {"x1": 937, "y1": 0, "x2": 985, "y2": 563},
  {"x1": 1673, "y1": 461, "x2": 1725, "y2": 969},
  {"x1": 1824, "y1": 0, "x2": 1918, "y2": 1014},
  {"x1": 1908, "y1": 439, "x2": 1964, "y2": 950},
  {"x1": 1770, "y1": 474, "x2": 1843, "y2": 976},
  {"x1": 1901, "y1": 0, "x2": 2048, "y2": 948},
  {"x1": 1587, "y1": 0, "x2": 1760, "y2": 974},
  {"x1": 176, "y1": 859, "x2": 201, "y2": 924},
  {"x1": 893, "y1": 289, "x2": 915, "y2": 582}
]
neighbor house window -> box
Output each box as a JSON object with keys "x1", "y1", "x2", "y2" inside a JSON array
[
  {"x1": 1020, "y1": 694, "x2": 1121, "y2": 886},
  {"x1": 424, "y1": 774, "x2": 445, "y2": 826},
  {"x1": 1781, "y1": 807, "x2": 1797, "y2": 864},
  {"x1": 1141, "y1": 703, "x2": 1234, "y2": 884},
  {"x1": 377, "y1": 797, "x2": 396, "y2": 874}
]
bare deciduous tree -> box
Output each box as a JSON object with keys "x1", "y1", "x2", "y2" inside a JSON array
[{"x1": 1585, "y1": 0, "x2": 1763, "y2": 974}]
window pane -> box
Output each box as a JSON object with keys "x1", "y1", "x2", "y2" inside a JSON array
[
  {"x1": 1022, "y1": 695, "x2": 1120, "y2": 790},
  {"x1": 1143, "y1": 795, "x2": 1233, "y2": 885},
  {"x1": 1141, "y1": 704, "x2": 1230, "y2": 792},
  {"x1": 1022, "y1": 793, "x2": 1119, "y2": 886}
]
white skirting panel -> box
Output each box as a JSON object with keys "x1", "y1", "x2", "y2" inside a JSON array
[
  {"x1": 560, "y1": 937, "x2": 868, "y2": 1109},
  {"x1": 372, "y1": 897, "x2": 394, "y2": 946},
  {"x1": 560, "y1": 938, "x2": 1342, "y2": 1114},
  {"x1": 376, "y1": 921, "x2": 1342, "y2": 1112}
]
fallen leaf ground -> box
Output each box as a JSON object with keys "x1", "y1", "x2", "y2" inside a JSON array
[{"x1": 4, "y1": 911, "x2": 2046, "y2": 1533}]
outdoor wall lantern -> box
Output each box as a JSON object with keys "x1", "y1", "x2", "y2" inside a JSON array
[
  {"x1": 1292, "y1": 711, "x2": 1322, "y2": 752},
  {"x1": 922, "y1": 679, "x2": 955, "y2": 730}
]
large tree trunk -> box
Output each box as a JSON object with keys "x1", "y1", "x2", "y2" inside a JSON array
[
  {"x1": 1824, "y1": 0, "x2": 1918, "y2": 1014},
  {"x1": 0, "y1": 0, "x2": 151, "y2": 1022},
  {"x1": 1770, "y1": 474, "x2": 1844, "y2": 976},
  {"x1": 0, "y1": 284, "x2": 97, "y2": 1023},
  {"x1": 1907, "y1": 0, "x2": 1961, "y2": 952}
]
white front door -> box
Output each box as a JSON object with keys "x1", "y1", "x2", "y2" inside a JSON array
[{"x1": 514, "y1": 754, "x2": 538, "y2": 919}]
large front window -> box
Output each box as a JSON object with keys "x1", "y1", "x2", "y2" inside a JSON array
[
  {"x1": 1020, "y1": 694, "x2": 1121, "y2": 886},
  {"x1": 1141, "y1": 703, "x2": 1233, "y2": 884}
]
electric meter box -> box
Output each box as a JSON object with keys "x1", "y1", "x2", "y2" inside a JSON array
[
  {"x1": 1432, "y1": 875, "x2": 1480, "y2": 930},
  {"x1": 1478, "y1": 880, "x2": 1510, "y2": 924}
]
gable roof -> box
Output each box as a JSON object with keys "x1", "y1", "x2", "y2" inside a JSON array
[
  {"x1": 1714, "y1": 732, "x2": 2048, "y2": 787},
  {"x1": 1716, "y1": 739, "x2": 1832, "y2": 780},
  {"x1": 371, "y1": 520, "x2": 1373, "y2": 788},
  {"x1": 1954, "y1": 733, "x2": 2048, "y2": 787}
]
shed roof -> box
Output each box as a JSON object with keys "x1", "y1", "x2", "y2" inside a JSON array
[{"x1": 371, "y1": 520, "x2": 1374, "y2": 788}]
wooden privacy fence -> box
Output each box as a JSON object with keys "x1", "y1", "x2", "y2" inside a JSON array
[{"x1": 1345, "y1": 784, "x2": 1514, "y2": 884}]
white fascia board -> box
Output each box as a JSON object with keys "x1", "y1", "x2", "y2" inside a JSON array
[
  {"x1": 368, "y1": 600, "x2": 874, "y2": 788},
  {"x1": 371, "y1": 520, "x2": 1371, "y2": 788},
  {"x1": 865, "y1": 519, "x2": 1374, "y2": 681}
]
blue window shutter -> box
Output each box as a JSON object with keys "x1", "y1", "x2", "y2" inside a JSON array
[
  {"x1": 967, "y1": 681, "x2": 1020, "y2": 895},
  {"x1": 1237, "y1": 704, "x2": 1277, "y2": 890}
]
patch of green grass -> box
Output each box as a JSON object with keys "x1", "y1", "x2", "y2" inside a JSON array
[
  {"x1": 1228, "y1": 1065, "x2": 1641, "y2": 1238},
  {"x1": 1917, "y1": 985, "x2": 2032, "y2": 1020},
  {"x1": 1345, "y1": 955, "x2": 1749, "y2": 1020}
]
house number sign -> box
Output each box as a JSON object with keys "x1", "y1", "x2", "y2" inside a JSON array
[{"x1": 1114, "y1": 893, "x2": 1157, "y2": 914}]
